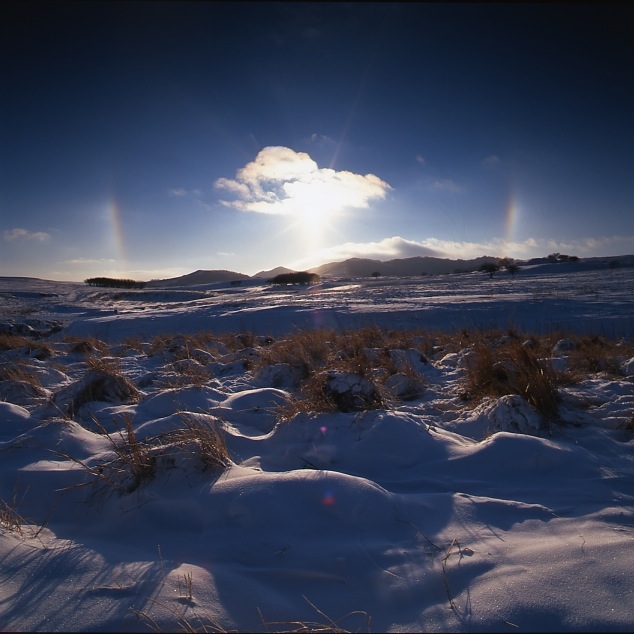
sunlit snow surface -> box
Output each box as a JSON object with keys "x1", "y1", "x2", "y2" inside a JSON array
[
  {"x1": 3, "y1": 266, "x2": 633, "y2": 341},
  {"x1": 1, "y1": 267, "x2": 633, "y2": 632}
]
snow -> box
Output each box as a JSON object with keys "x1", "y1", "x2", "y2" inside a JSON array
[{"x1": 1, "y1": 267, "x2": 634, "y2": 632}]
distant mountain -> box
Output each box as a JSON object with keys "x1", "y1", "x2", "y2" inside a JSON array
[
  {"x1": 252, "y1": 266, "x2": 297, "y2": 279},
  {"x1": 147, "y1": 269, "x2": 250, "y2": 287},
  {"x1": 145, "y1": 254, "x2": 634, "y2": 288},
  {"x1": 311, "y1": 255, "x2": 500, "y2": 277}
]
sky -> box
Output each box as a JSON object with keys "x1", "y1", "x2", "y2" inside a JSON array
[{"x1": 2, "y1": 1, "x2": 634, "y2": 282}]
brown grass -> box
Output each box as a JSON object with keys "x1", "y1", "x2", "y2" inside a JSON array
[
  {"x1": 0, "y1": 333, "x2": 54, "y2": 358},
  {"x1": 60, "y1": 412, "x2": 230, "y2": 496},
  {"x1": 462, "y1": 336, "x2": 560, "y2": 419},
  {"x1": 66, "y1": 368, "x2": 140, "y2": 417},
  {"x1": 166, "y1": 413, "x2": 231, "y2": 472},
  {"x1": 0, "y1": 334, "x2": 33, "y2": 351},
  {"x1": 64, "y1": 336, "x2": 109, "y2": 355},
  {"x1": 255, "y1": 326, "x2": 439, "y2": 419},
  {"x1": 158, "y1": 360, "x2": 213, "y2": 389},
  {"x1": 0, "y1": 490, "x2": 29, "y2": 536},
  {"x1": 59, "y1": 415, "x2": 156, "y2": 495},
  {"x1": 256, "y1": 329, "x2": 334, "y2": 384},
  {"x1": 0, "y1": 360, "x2": 42, "y2": 386},
  {"x1": 566, "y1": 335, "x2": 631, "y2": 378}
]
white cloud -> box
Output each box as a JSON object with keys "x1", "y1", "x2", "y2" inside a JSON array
[
  {"x1": 415, "y1": 154, "x2": 426, "y2": 166},
  {"x1": 215, "y1": 146, "x2": 391, "y2": 216},
  {"x1": 309, "y1": 133, "x2": 336, "y2": 146},
  {"x1": 549, "y1": 235, "x2": 634, "y2": 256},
  {"x1": 289, "y1": 236, "x2": 444, "y2": 269},
  {"x1": 411, "y1": 235, "x2": 634, "y2": 260},
  {"x1": 288, "y1": 234, "x2": 634, "y2": 270},
  {"x1": 168, "y1": 188, "x2": 203, "y2": 198},
  {"x1": 431, "y1": 179, "x2": 461, "y2": 194},
  {"x1": 64, "y1": 257, "x2": 116, "y2": 266},
  {"x1": 3, "y1": 228, "x2": 51, "y2": 242}
]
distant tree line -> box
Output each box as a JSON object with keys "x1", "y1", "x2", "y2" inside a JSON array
[
  {"x1": 84, "y1": 277, "x2": 147, "y2": 289},
  {"x1": 479, "y1": 257, "x2": 521, "y2": 279},
  {"x1": 270, "y1": 272, "x2": 320, "y2": 285},
  {"x1": 547, "y1": 253, "x2": 579, "y2": 263}
]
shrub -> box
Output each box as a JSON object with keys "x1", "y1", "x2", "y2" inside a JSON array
[
  {"x1": 479, "y1": 262, "x2": 500, "y2": 278},
  {"x1": 270, "y1": 271, "x2": 320, "y2": 285}
]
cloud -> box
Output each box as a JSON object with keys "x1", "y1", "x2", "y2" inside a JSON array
[
  {"x1": 168, "y1": 188, "x2": 203, "y2": 198},
  {"x1": 289, "y1": 236, "x2": 444, "y2": 269},
  {"x1": 431, "y1": 179, "x2": 461, "y2": 194},
  {"x1": 64, "y1": 257, "x2": 117, "y2": 266},
  {"x1": 414, "y1": 235, "x2": 634, "y2": 260},
  {"x1": 545, "y1": 235, "x2": 634, "y2": 256},
  {"x1": 3, "y1": 228, "x2": 51, "y2": 242},
  {"x1": 215, "y1": 146, "x2": 391, "y2": 216},
  {"x1": 415, "y1": 154, "x2": 426, "y2": 166},
  {"x1": 287, "y1": 234, "x2": 634, "y2": 271},
  {"x1": 483, "y1": 155, "x2": 502, "y2": 168}
]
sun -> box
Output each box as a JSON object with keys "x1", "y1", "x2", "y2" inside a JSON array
[{"x1": 285, "y1": 182, "x2": 345, "y2": 253}]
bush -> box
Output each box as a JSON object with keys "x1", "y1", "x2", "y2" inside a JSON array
[
  {"x1": 270, "y1": 271, "x2": 320, "y2": 285},
  {"x1": 479, "y1": 263, "x2": 500, "y2": 278},
  {"x1": 84, "y1": 277, "x2": 146, "y2": 289}
]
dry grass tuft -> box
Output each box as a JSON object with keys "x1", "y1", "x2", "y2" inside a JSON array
[
  {"x1": 256, "y1": 326, "x2": 437, "y2": 419},
  {"x1": 166, "y1": 413, "x2": 231, "y2": 472},
  {"x1": 0, "y1": 360, "x2": 42, "y2": 386},
  {"x1": 463, "y1": 337, "x2": 560, "y2": 420},
  {"x1": 158, "y1": 360, "x2": 213, "y2": 389},
  {"x1": 147, "y1": 332, "x2": 232, "y2": 361},
  {"x1": 0, "y1": 492, "x2": 29, "y2": 536},
  {"x1": 256, "y1": 329, "x2": 334, "y2": 384},
  {"x1": 567, "y1": 335, "x2": 630, "y2": 377},
  {"x1": 60, "y1": 415, "x2": 156, "y2": 495},
  {"x1": 0, "y1": 333, "x2": 54, "y2": 358},
  {"x1": 66, "y1": 368, "x2": 140, "y2": 416},
  {"x1": 130, "y1": 594, "x2": 370, "y2": 634},
  {"x1": 119, "y1": 336, "x2": 146, "y2": 354},
  {"x1": 64, "y1": 336, "x2": 109, "y2": 355},
  {"x1": 60, "y1": 412, "x2": 230, "y2": 496},
  {"x1": 0, "y1": 333, "x2": 33, "y2": 351},
  {"x1": 258, "y1": 595, "x2": 371, "y2": 633}
]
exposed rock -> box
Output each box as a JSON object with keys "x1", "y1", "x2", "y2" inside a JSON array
[
  {"x1": 484, "y1": 395, "x2": 544, "y2": 435},
  {"x1": 321, "y1": 370, "x2": 383, "y2": 412},
  {"x1": 384, "y1": 372, "x2": 425, "y2": 401}
]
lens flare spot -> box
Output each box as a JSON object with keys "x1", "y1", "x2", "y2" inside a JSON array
[{"x1": 322, "y1": 491, "x2": 335, "y2": 506}]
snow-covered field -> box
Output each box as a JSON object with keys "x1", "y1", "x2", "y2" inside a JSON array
[{"x1": 1, "y1": 266, "x2": 634, "y2": 632}]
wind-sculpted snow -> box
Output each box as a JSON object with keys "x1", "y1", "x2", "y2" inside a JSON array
[
  {"x1": 1, "y1": 269, "x2": 634, "y2": 632},
  {"x1": 3, "y1": 267, "x2": 633, "y2": 343}
]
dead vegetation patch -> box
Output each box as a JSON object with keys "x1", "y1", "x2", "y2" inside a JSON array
[
  {"x1": 461, "y1": 336, "x2": 560, "y2": 420},
  {"x1": 55, "y1": 368, "x2": 140, "y2": 418}
]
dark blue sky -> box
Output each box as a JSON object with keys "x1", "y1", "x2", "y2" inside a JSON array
[{"x1": 2, "y1": 2, "x2": 633, "y2": 280}]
